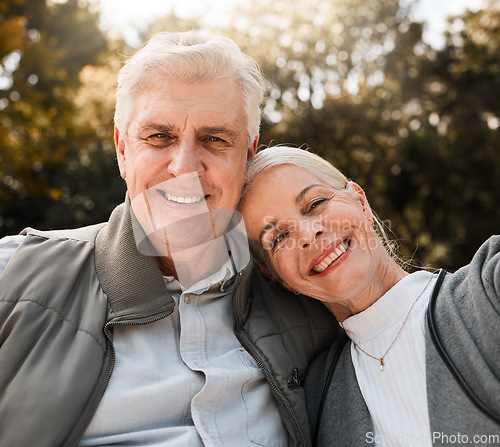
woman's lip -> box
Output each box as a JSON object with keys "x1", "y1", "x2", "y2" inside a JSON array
[{"x1": 307, "y1": 236, "x2": 351, "y2": 275}]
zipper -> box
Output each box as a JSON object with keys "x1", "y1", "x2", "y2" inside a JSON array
[
  {"x1": 231, "y1": 270, "x2": 308, "y2": 447},
  {"x1": 65, "y1": 308, "x2": 174, "y2": 447},
  {"x1": 313, "y1": 331, "x2": 349, "y2": 445}
]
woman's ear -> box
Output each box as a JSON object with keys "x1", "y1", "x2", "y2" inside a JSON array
[
  {"x1": 348, "y1": 181, "x2": 373, "y2": 220},
  {"x1": 259, "y1": 265, "x2": 273, "y2": 279},
  {"x1": 282, "y1": 282, "x2": 301, "y2": 295}
]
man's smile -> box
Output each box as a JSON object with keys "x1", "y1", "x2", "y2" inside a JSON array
[{"x1": 156, "y1": 189, "x2": 206, "y2": 204}]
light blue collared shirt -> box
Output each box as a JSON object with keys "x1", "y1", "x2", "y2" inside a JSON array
[
  {"x1": 80, "y1": 258, "x2": 287, "y2": 447},
  {"x1": 0, "y1": 233, "x2": 287, "y2": 446}
]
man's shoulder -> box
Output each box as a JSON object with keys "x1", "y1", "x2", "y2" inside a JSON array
[
  {"x1": 0, "y1": 223, "x2": 108, "y2": 279},
  {"x1": 247, "y1": 266, "x2": 337, "y2": 348},
  {"x1": 250, "y1": 268, "x2": 335, "y2": 323},
  {"x1": 0, "y1": 235, "x2": 25, "y2": 277},
  {"x1": 20, "y1": 222, "x2": 107, "y2": 244},
  {"x1": 0, "y1": 234, "x2": 25, "y2": 249}
]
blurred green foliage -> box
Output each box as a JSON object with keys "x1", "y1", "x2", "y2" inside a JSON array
[
  {"x1": 0, "y1": 0, "x2": 126, "y2": 231},
  {"x1": 0, "y1": 0, "x2": 499, "y2": 271}
]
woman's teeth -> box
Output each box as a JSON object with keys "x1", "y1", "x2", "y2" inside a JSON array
[{"x1": 312, "y1": 240, "x2": 349, "y2": 273}]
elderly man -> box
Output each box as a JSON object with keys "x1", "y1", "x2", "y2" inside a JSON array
[{"x1": 0, "y1": 32, "x2": 336, "y2": 447}]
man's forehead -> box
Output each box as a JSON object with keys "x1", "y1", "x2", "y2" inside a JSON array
[
  {"x1": 131, "y1": 85, "x2": 246, "y2": 130},
  {"x1": 137, "y1": 76, "x2": 243, "y2": 103}
]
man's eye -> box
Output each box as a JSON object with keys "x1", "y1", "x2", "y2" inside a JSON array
[
  {"x1": 149, "y1": 133, "x2": 167, "y2": 140},
  {"x1": 146, "y1": 133, "x2": 173, "y2": 146},
  {"x1": 205, "y1": 136, "x2": 224, "y2": 143}
]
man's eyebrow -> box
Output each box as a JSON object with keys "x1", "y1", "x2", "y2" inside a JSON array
[
  {"x1": 295, "y1": 184, "x2": 324, "y2": 204},
  {"x1": 138, "y1": 123, "x2": 174, "y2": 133},
  {"x1": 259, "y1": 219, "x2": 279, "y2": 245},
  {"x1": 199, "y1": 126, "x2": 239, "y2": 139}
]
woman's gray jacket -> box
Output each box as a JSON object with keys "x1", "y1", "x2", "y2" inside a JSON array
[
  {"x1": 305, "y1": 236, "x2": 500, "y2": 446},
  {"x1": 0, "y1": 199, "x2": 337, "y2": 447}
]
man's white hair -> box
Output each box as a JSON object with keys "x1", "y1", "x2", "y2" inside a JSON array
[{"x1": 114, "y1": 31, "x2": 265, "y2": 143}]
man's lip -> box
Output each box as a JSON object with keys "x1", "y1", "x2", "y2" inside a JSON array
[{"x1": 307, "y1": 236, "x2": 351, "y2": 274}]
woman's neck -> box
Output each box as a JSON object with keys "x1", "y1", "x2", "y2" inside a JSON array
[{"x1": 327, "y1": 257, "x2": 408, "y2": 322}]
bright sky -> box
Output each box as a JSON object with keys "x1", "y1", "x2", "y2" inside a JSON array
[{"x1": 96, "y1": 0, "x2": 489, "y2": 49}]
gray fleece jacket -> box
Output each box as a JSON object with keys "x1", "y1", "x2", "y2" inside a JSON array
[
  {"x1": 0, "y1": 198, "x2": 337, "y2": 447},
  {"x1": 305, "y1": 236, "x2": 500, "y2": 447}
]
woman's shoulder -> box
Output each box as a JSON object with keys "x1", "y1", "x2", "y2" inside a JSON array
[
  {"x1": 429, "y1": 236, "x2": 500, "y2": 369},
  {"x1": 439, "y1": 235, "x2": 500, "y2": 299},
  {"x1": 470, "y1": 235, "x2": 500, "y2": 267}
]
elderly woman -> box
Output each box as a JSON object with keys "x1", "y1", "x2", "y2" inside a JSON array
[{"x1": 239, "y1": 146, "x2": 500, "y2": 447}]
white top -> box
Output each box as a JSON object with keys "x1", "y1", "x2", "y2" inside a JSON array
[{"x1": 341, "y1": 270, "x2": 438, "y2": 447}]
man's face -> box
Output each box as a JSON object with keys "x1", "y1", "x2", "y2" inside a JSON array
[{"x1": 115, "y1": 77, "x2": 257, "y2": 255}]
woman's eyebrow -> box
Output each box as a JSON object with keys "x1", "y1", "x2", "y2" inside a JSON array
[
  {"x1": 259, "y1": 219, "x2": 279, "y2": 245},
  {"x1": 295, "y1": 184, "x2": 324, "y2": 204}
]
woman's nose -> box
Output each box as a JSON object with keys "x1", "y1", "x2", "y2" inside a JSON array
[{"x1": 298, "y1": 220, "x2": 324, "y2": 249}]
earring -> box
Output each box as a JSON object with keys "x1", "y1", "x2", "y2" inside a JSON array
[
  {"x1": 284, "y1": 282, "x2": 301, "y2": 295},
  {"x1": 368, "y1": 218, "x2": 374, "y2": 227}
]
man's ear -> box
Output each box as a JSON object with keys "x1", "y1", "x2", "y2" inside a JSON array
[
  {"x1": 115, "y1": 126, "x2": 126, "y2": 179},
  {"x1": 247, "y1": 136, "x2": 259, "y2": 161}
]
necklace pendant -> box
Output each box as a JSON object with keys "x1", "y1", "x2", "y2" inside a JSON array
[{"x1": 379, "y1": 359, "x2": 385, "y2": 372}]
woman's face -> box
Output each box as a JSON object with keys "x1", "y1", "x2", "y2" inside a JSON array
[{"x1": 240, "y1": 164, "x2": 387, "y2": 311}]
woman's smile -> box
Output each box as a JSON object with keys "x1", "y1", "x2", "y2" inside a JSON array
[{"x1": 309, "y1": 237, "x2": 351, "y2": 275}]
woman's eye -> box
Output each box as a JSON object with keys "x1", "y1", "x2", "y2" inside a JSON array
[
  {"x1": 309, "y1": 198, "x2": 327, "y2": 211},
  {"x1": 272, "y1": 232, "x2": 287, "y2": 250}
]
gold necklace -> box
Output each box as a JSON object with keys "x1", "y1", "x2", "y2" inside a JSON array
[{"x1": 340, "y1": 273, "x2": 435, "y2": 372}]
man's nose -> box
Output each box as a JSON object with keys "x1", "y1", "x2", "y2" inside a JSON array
[{"x1": 167, "y1": 140, "x2": 204, "y2": 177}]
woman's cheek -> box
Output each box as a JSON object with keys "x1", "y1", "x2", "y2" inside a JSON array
[{"x1": 274, "y1": 257, "x2": 295, "y2": 283}]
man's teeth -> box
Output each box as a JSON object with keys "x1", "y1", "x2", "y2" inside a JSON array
[
  {"x1": 160, "y1": 190, "x2": 204, "y2": 204},
  {"x1": 313, "y1": 240, "x2": 349, "y2": 273}
]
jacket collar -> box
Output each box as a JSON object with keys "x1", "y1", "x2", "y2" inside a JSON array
[{"x1": 95, "y1": 195, "x2": 175, "y2": 321}]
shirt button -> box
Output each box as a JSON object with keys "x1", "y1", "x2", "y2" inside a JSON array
[
  {"x1": 184, "y1": 294, "x2": 191, "y2": 304},
  {"x1": 195, "y1": 362, "x2": 203, "y2": 369}
]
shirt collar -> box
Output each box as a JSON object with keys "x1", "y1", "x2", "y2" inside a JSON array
[
  {"x1": 341, "y1": 270, "x2": 435, "y2": 344},
  {"x1": 164, "y1": 256, "x2": 238, "y2": 296}
]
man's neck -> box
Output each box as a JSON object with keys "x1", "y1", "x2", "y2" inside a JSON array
[{"x1": 155, "y1": 236, "x2": 231, "y2": 288}]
